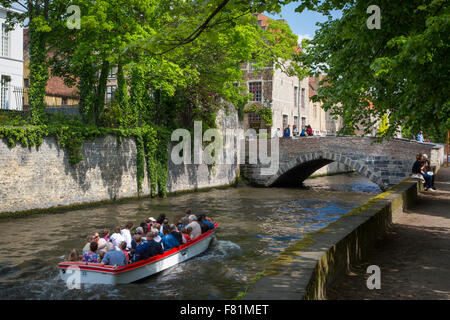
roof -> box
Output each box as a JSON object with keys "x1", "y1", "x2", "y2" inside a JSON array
[
  {"x1": 309, "y1": 75, "x2": 330, "y2": 98},
  {"x1": 309, "y1": 77, "x2": 318, "y2": 98},
  {"x1": 46, "y1": 76, "x2": 78, "y2": 98}
]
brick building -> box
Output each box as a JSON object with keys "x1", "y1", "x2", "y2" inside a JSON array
[{"x1": 242, "y1": 14, "x2": 342, "y2": 137}]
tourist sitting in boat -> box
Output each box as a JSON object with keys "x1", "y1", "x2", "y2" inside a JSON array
[
  {"x1": 145, "y1": 231, "x2": 164, "y2": 258},
  {"x1": 140, "y1": 222, "x2": 150, "y2": 234},
  {"x1": 156, "y1": 214, "x2": 166, "y2": 226},
  {"x1": 110, "y1": 226, "x2": 125, "y2": 250},
  {"x1": 181, "y1": 227, "x2": 191, "y2": 243},
  {"x1": 121, "y1": 222, "x2": 133, "y2": 250},
  {"x1": 170, "y1": 224, "x2": 183, "y2": 244},
  {"x1": 132, "y1": 234, "x2": 149, "y2": 262},
  {"x1": 101, "y1": 228, "x2": 110, "y2": 242},
  {"x1": 161, "y1": 224, "x2": 180, "y2": 251},
  {"x1": 119, "y1": 241, "x2": 130, "y2": 263},
  {"x1": 98, "y1": 229, "x2": 114, "y2": 254},
  {"x1": 161, "y1": 218, "x2": 169, "y2": 234},
  {"x1": 145, "y1": 217, "x2": 156, "y2": 232},
  {"x1": 131, "y1": 227, "x2": 146, "y2": 250},
  {"x1": 186, "y1": 215, "x2": 202, "y2": 239},
  {"x1": 82, "y1": 241, "x2": 100, "y2": 263},
  {"x1": 151, "y1": 224, "x2": 163, "y2": 243},
  {"x1": 82, "y1": 234, "x2": 96, "y2": 253},
  {"x1": 101, "y1": 246, "x2": 127, "y2": 267},
  {"x1": 197, "y1": 216, "x2": 211, "y2": 234},
  {"x1": 197, "y1": 214, "x2": 215, "y2": 232},
  {"x1": 179, "y1": 208, "x2": 192, "y2": 228},
  {"x1": 68, "y1": 249, "x2": 81, "y2": 261}
]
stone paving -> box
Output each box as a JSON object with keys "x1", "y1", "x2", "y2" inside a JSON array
[{"x1": 327, "y1": 166, "x2": 450, "y2": 300}]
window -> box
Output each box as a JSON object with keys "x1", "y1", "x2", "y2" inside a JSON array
[
  {"x1": 248, "y1": 112, "x2": 261, "y2": 124},
  {"x1": 1, "y1": 75, "x2": 11, "y2": 109},
  {"x1": 283, "y1": 114, "x2": 288, "y2": 129},
  {"x1": 294, "y1": 86, "x2": 298, "y2": 107},
  {"x1": 62, "y1": 97, "x2": 67, "y2": 106},
  {"x1": 314, "y1": 104, "x2": 318, "y2": 119},
  {"x1": 106, "y1": 85, "x2": 116, "y2": 103},
  {"x1": 1, "y1": 24, "x2": 9, "y2": 57},
  {"x1": 24, "y1": 78, "x2": 29, "y2": 88},
  {"x1": 301, "y1": 88, "x2": 305, "y2": 109},
  {"x1": 108, "y1": 66, "x2": 118, "y2": 78},
  {"x1": 248, "y1": 82, "x2": 262, "y2": 102}
]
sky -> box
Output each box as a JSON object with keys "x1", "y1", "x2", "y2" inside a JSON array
[{"x1": 264, "y1": 2, "x2": 342, "y2": 44}]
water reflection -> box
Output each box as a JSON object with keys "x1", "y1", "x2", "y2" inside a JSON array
[{"x1": 0, "y1": 172, "x2": 380, "y2": 299}]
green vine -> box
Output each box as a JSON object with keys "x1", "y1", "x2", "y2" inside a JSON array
[{"x1": 244, "y1": 103, "x2": 273, "y2": 126}]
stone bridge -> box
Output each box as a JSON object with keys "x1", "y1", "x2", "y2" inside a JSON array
[{"x1": 240, "y1": 136, "x2": 444, "y2": 190}]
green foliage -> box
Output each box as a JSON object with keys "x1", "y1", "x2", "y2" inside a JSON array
[
  {"x1": 244, "y1": 103, "x2": 273, "y2": 126},
  {"x1": 0, "y1": 0, "x2": 310, "y2": 197},
  {"x1": 297, "y1": 0, "x2": 450, "y2": 142}
]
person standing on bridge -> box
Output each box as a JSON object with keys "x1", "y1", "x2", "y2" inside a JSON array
[
  {"x1": 417, "y1": 130, "x2": 424, "y2": 143},
  {"x1": 284, "y1": 125, "x2": 291, "y2": 137}
]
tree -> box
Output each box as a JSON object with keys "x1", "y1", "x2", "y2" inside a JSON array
[
  {"x1": 296, "y1": 0, "x2": 449, "y2": 142},
  {"x1": 1, "y1": 0, "x2": 303, "y2": 127}
]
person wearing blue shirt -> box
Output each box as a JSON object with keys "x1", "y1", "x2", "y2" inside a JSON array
[
  {"x1": 417, "y1": 130, "x2": 424, "y2": 142},
  {"x1": 101, "y1": 249, "x2": 127, "y2": 266},
  {"x1": 161, "y1": 225, "x2": 180, "y2": 251},
  {"x1": 146, "y1": 231, "x2": 164, "y2": 257},
  {"x1": 197, "y1": 214, "x2": 215, "y2": 230},
  {"x1": 132, "y1": 235, "x2": 150, "y2": 262}
]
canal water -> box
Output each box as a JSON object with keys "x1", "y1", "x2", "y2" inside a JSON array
[{"x1": 0, "y1": 173, "x2": 380, "y2": 299}]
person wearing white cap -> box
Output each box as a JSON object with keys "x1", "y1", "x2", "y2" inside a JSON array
[
  {"x1": 110, "y1": 226, "x2": 125, "y2": 251},
  {"x1": 186, "y1": 215, "x2": 202, "y2": 239}
]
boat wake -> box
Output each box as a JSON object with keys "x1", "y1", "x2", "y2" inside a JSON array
[{"x1": 184, "y1": 239, "x2": 241, "y2": 263}]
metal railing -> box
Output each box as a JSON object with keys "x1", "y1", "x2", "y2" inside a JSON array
[{"x1": 0, "y1": 85, "x2": 26, "y2": 111}]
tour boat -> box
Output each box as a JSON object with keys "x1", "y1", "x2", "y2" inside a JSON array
[{"x1": 58, "y1": 223, "x2": 217, "y2": 285}]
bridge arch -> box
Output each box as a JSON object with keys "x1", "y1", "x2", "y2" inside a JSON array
[{"x1": 265, "y1": 151, "x2": 384, "y2": 189}]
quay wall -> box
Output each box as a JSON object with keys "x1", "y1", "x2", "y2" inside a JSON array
[
  {"x1": 0, "y1": 109, "x2": 240, "y2": 216},
  {"x1": 244, "y1": 178, "x2": 422, "y2": 300}
]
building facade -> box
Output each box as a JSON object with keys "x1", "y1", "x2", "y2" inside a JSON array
[
  {"x1": 242, "y1": 14, "x2": 305, "y2": 137},
  {"x1": 0, "y1": 6, "x2": 24, "y2": 110},
  {"x1": 242, "y1": 14, "x2": 343, "y2": 137}
]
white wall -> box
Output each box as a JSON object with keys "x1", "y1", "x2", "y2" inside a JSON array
[
  {"x1": 271, "y1": 65, "x2": 307, "y2": 136},
  {"x1": 0, "y1": 7, "x2": 24, "y2": 110}
]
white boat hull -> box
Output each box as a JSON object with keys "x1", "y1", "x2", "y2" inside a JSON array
[{"x1": 58, "y1": 227, "x2": 216, "y2": 285}]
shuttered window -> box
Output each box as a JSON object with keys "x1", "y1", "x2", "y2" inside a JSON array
[{"x1": 1, "y1": 24, "x2": 9, "y2": 57}]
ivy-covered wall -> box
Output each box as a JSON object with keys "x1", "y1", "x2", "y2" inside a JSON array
[
  {"x1": 0, "y1": 135, "x2": 144, "y2": 214},
  {"x1": 0, "y1": 108, "x2": 241, "y2": 215}
]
